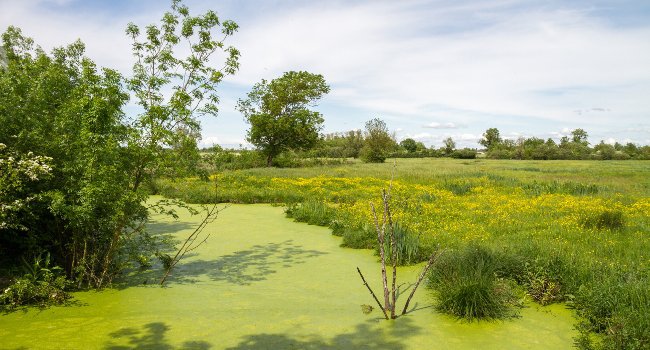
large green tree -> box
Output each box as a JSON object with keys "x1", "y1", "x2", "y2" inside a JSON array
[{"x1": 238, "y1": 71, "x2": 330, "y2": 166}]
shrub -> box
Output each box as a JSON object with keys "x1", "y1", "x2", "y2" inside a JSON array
[
  {"x1": 0, "y1": 253, "x2": 70, "y2": 310},
  {"x1": 341, "y1": 227, "x2": 376, "y2": 249},
  {"x1": 451, "y1": 148, "x2": 477, "y2": 159},
  {"x1": 444, "y1": 181, "x2": 473, "y2": 195},
  {"x1": 582, "y1": 210, "x2": 625, "y2": 230},
  {"x1": 285, "y1": 201, "x2": 336, "y2": 226},
  {"x1": 428, "y1": 245, "x2": 519, "y2": 320}
]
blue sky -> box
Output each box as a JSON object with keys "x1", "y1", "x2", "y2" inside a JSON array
[{"x1": 1, "y1": 0, "x2": 649, "y2": 148}]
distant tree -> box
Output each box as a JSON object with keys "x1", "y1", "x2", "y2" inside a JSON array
[
  {"x1": 593, "y1": 141, "x2": 622, "y2": 160},
  {"x1": 451, "y1": 148, "x2": 477, "y2": 159},
  {"x1": 623, "y1": 143, "x2": 639, "y2": 158},
  {"x1": 571, "y1": 128, "x2": 589, "y2": 146},
  {"x1": 479, "y1": 128, "x2": 502, "y2": 150},
  {"x1": 443, "y1": 137, "x2": 456, "y2": 155},
  {"x1": 0, "y1": 47, "x2": 6, "y2": 68},
  {"x1": 400, "y1": 138, "x2": 418, "y2": 153},
  {"x1": 238, "y1": 71, "x2": 330, "y2": 166},
  {"x1": 360, "y1": 118, "x2": 395, "y2": 163},
  {"x1": 344, "y1": 130, "x2": 365, "y2": 158}
]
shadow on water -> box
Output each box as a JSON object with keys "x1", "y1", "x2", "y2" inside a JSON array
[
  {"x1": 104, "y1": 322, "x2": 212, "y2": 350},
  {"x1": 167, "y1": 240, "x2": 328, "y2": 285},
  {"x1": 146, "y1": 220, "x2": 197, "y2": 237},
  {"x1": 226, "y1": 317, "x2": 422, "y2": 350}
]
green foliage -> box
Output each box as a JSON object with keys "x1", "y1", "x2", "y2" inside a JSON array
[
  {"x1": 0, "y1": 0, "x2": 237, "y2": 291},
  {"x1": 156, "y1": 252, "x2": 174, "y2": 271},
  {"x1": 360, "y1": 118, "x2": 395, "y2": 163},
  {"x1": 0, "y1": 144, "x2": 52, "y2": 232},
  {"x1": 479, "y1": 128, "x2": 502, "y2": 150},
  {"x1": 582, "y1": 210, "x2": 625, "y2": 230},
  {"x1": 522, "y1": 181, "x2": 599, "y2": 196},
  {"x1": 341, "y1": 227, "x2": 376, "y2": 249},
  {"x1": 285, "y1": 200, "x2": 337, "y2": 226},
  {"x1": 206, "y1": 146, "x2": 267, "y2": 170},
  {"x1": 0, "y1": 26, "x2": 146, "y2": 287},
  {"x1": 450, "y1": 148, "x2": 477, "y2": 159},
  {"x1": 443, "y1": 181, "x2": 473, "y2": 195},
  {"x1": 238, "y1": 71, "x2": 330, "y2": 166},
  {"x1": 0, "y1": 253, "x2": 70, "y2": 310},
  {"x1": 443, "y1": 137, "x2": 456, "y2": 155},
  {"x1": 428, "y1": 245, "x2": 519, "y2": 320},
  {"x1": 378, "y1": 224, "x2": 423, "y2": 265},
  {"x1": 399, "y1": 138, "x2": 420, "y2": 153},
  {"x1": 160, "y1": 156, "x2": 650, "y2": 348},
  {"x1": 126, "y1": 0, "x2": 240, "y2": 185}
]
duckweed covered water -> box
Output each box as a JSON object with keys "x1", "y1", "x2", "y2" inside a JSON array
[{"x1": 0, "y1": 204, "x2": 577, "y2": 349}]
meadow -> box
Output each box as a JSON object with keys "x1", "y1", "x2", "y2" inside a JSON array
[{"x1": 157, "y1": 158, "x2": 650, "y2": 350}]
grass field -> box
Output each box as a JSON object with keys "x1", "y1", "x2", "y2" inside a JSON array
[{"x1": 157, "y1": 158, "x2": 650, "y2": 349}]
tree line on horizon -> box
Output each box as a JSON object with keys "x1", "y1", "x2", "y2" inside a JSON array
[{"x1": 204, "y1": 125, "x2": 650, "y2": 170}]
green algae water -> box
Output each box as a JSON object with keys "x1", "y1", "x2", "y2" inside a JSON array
[{"x1": 0, "y1": 204, "x2": 577, "y2": 349}]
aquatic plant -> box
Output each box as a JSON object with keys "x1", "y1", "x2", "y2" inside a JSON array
[{"x1": 428, "y1": 245, "x2": 518, "y2": 320}]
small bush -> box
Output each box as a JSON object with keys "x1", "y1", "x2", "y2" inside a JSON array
[
  {"x1": 582, "y1": 210, "x2": 625, "y2": 230},
  {"x1": 450, "y1": 148, "x2": 477, "y2": 159},
  {"x1": 523, "y1": 181, "x2": 599, "y2": 196},
  {"x1": 341, "y1": 227, "x2": 376, "y2": 249},
  {"x1": 428, "y1": 245, "x2": 519, "y2": 320},
  {"x1": 0, "y1": 253, "x2": 70, "y2": 310},
  {"x1": 285, "y1": 201, "x2": 336, "y2": 226},
  {"x1": 444, "y1": 181, "x2": 473, "y2": 195}
]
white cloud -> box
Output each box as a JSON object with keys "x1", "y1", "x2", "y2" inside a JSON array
[
  {"x1": 2, "y1": 0, "x2": 649, "y2": 146},
  {"x1": 424, "y1": 122, "x2": 461, "y2": 129}
]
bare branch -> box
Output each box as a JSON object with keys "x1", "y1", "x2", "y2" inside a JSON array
[
  {"x1": 357, "y1": 267, "x2": 388, "y2": 320},
  {"x1": 401, "y1": 250, "x2": 442, "y2": 315}
]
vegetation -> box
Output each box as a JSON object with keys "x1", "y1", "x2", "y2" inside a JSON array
[
  {"x1": 360, "y1": 118, "x2": 397, "y2": 163},
  {"x1": 0, "y1": 0, "x2": 238, "y2": 297},
  {"x1": 479, "y1": 128, "x2": 650, "y2": 160},
  {"x1": 428, "y1": 245, "x2": 519, "y2": 320},
  {"x1": 156, "y1": 158, "x2": 650, "y2": 349},
  {"x1": 1, "y1": 0, "x2": 650, "y2": 348},
  {"x1": 238, "y1": 71, "x2": 330, "y2": 166},
  {"x1": 0, "y1": 253, "x2": 70, "y2": 310}
]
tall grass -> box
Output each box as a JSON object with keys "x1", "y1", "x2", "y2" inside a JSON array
[
  {"x1": 428, "y1": 245, "x2": 519, "y2": 320},
  {"x1": 155, "y1": 158, "x2": 650, "y2": 349}
]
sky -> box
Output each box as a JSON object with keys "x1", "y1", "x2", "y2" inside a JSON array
[{"x1": 1, "y1": 0, "x2": 649, "y2": 148}]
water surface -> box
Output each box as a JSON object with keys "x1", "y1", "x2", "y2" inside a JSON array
[{"x1": 0, "y1": 204, "x2": 577, "y2": 349}]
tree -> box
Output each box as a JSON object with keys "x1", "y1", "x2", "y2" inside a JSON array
[
  {"x1": 443, "y1": 137, "x2": 456, "y2": 155},
  {"x1": 344, "y1": 130, "x2": 364, "y2": 158},
  {"x1": 400, "y1": 138, "x2": 418, "y2": 153},
  {"x1": 360, "y1": 118, "x2": 395, "y2": 163},
  {"x1": 479, "y1": 128, "x2": 502, "y2": 150},
  {"x1": 126, "y1": 0, "x2": 240, "y2": 188},
  {"x1": 0, "y1": 27, "x2": 142, "y2": 287},
  {"x1": 0, "y1": 0, "x2": 239, "y2": 288},
  {"x1": 571, "y1": 128, "x2": 589, "y2": 146},
  {"x1": 238, "y1": 71, "x2": 329, "y2": 166}
]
